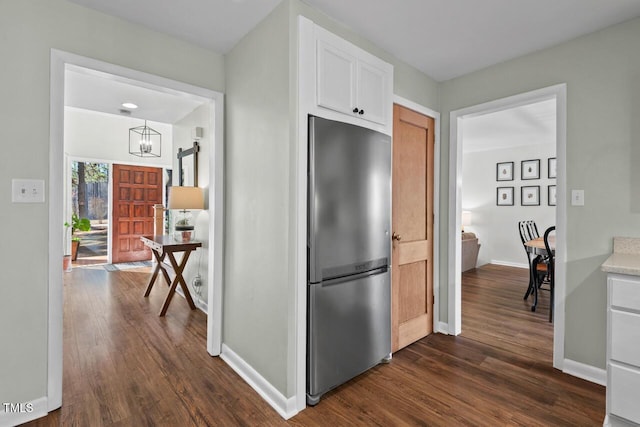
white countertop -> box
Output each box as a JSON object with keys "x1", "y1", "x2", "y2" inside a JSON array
[{"x1": 601, "y1": 237, "x2": 640, "y2": 276}]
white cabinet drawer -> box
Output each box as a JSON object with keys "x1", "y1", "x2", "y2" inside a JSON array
[
  {"x1": 610, "y1": 276, "x2": 640, "y2": 311},
  {"x1": 610, "y1": 363, "x2": 640, "y2": 424},
  {"x1": 611, "y1": 310, "x2": 640, "y2": 366}
]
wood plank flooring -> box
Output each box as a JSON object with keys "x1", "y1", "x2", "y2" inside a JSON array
[{"x1": 25, "y1": 264, "x2": 604, "y2": 426}]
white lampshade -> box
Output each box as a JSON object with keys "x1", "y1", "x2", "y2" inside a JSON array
[
  {"x1": 462, "y1": 211, "x2": 472, "y2": 227},
  {"x1": 168, "y1": 186, "x2": 204, "y2": 210}
]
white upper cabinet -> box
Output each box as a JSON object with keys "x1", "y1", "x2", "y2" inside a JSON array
[
  {"x1": 316, "y1": 38, "x2": 357, "y2": 117},
  {"x1": 300, "y1": 17, "x2": 393, "y2": 135},
  {"x1": 355, "y1": 59, "x2": 388, "y2": 126}
]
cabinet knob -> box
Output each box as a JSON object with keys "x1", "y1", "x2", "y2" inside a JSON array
[
  {"x1": 359, "y1": 109, "x2": 364, "y2": 115},
  {"x1": 392, "y1": 232, "x2": 401, "y2": 241},
  {"x1": 352, "y1": 107, "x2": 359, "y2": 113}
]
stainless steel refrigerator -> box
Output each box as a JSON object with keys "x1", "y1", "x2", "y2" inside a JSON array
[{"x1": 307, "y1": 115, "x2": 392, "y2": 405}]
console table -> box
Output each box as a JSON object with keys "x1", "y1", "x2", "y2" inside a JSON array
[{"x1": 141, "y1": 235, "x2": 202, "y2": 316}]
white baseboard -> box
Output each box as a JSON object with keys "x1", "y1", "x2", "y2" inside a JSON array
[
  {"x1": 563, "y1": 358, "x2": 607, "y2": 386},
  {"x1": 435, "y1": 321, "x2": 449, "y2": 334},
  {"x1": 0, "y1": 396, "x2": 47, "y2": 427},
  {"x1": 220, "y1": 344, "x2": 299, "y2": 420},
  {"x1": 491, "y1": 260, "x2": 529, "y2": 269}
]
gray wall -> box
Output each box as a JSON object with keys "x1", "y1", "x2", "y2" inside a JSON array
[
  {"x1": 223, "y1": 0, "x2": 292, "y2": 394},
  {"x1": 173, "y1": 103, "x2": 212, "y2": 308},
  {"x1": 222, "y1": 0, "x2": 441, "y2": 398},
  {"x1": 441, "y1": 17, "x2": 640, "y2": 368},
  {"x1": 0, "y1": 0, "x2": 223, "y2": 405},
  {"x1": 462, "y1": 144, "x2": 556, "y2": 267}
]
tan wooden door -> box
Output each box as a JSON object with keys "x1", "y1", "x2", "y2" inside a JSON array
[
  {"x1": 112, "y1": 164, "x2": 162, "y2": 263},
  {"x1": 392, "y1": 104, "x2": 435, "y2": 352}
]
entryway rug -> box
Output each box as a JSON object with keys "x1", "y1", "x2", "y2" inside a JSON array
[{"x1": 80, "y1": 261, "x2": 152, "y2": 271}]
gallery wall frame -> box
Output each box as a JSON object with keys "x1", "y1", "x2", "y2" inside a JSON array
[
  {"x1": 548, "y1": 185, "x2": 557, "y2": 206},
  {"x1": 521, "y1": 159, "x2": 540, "y2": 180},
  {"x1": 548, "y1": 157, "x2": 557, "y2": 179},
  {"x1": 496, "y1": 161, "x2": 514, "y2": 181},
  {"x1": 497, "y1": 186, "x2": 515, "y2": 206},
  {"x1": 522, "y1": 185, "x2": 541, "y2": 206}
]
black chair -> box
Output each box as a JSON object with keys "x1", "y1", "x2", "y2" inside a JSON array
[
  {"x1": 529, "y1": 226, "x2": 554, "y2": 320},
  {"x1": 543, "y1": 226, "x2": 555, "y2": 322},
  {"x1": 518, "y1": 220, "x2": 545, "y2": 300}
]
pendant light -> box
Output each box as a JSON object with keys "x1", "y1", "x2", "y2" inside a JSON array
[{"x1": 129, "y1": 120, "x2": 161, "y2": 157}]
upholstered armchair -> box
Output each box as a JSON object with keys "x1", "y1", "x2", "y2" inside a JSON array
[{"x1": 461, "y1": 232, "x2": 481, "y2": 272}]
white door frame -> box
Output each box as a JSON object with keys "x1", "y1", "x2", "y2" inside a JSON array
[
  {"x1": 448, "y1": 83, "x2": 567, "y2": 369},
  {"x1": 393, "y1": 95, "x2": 443, "y2": 333},
  {"x1": 48, "y1": 49, "x2": 225, "y2": 411}
]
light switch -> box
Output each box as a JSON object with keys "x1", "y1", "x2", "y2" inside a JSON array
[
  {"x1": 571, "y1": 189, "x2": 585, "y2": 206},
  {"x1": 12, "y1": 179, "x2": 45, "y2": 203}
]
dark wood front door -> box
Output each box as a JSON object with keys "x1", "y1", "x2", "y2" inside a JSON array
[{"x1": 112, "y1": 164, "x2": 162, "y2": 263}]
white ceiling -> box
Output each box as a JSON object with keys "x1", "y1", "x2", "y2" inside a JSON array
[
  {"x1": 462, "y1": 99, "x2": 556, "y2": 154},
  {"x1": 65, "y1": 0, "x2": 640, "y2": 122},
  {"x1": 65, "y1": 65, "x2": 208, "y2": 124},
  {"x1": 69, "y1": 0, "x2": 640, "y2": 82},
  {"x1": 68, "y1": 0, "x2": 282, "y2": 56}
]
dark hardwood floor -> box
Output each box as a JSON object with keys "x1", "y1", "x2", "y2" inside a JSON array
[{"x1": 25, "y1": 264, "x2": 604, "y2": 426}]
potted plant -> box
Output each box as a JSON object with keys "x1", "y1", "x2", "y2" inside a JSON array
[{"x1": 65, "y1": 213, "x2": 91, "y2": 261}]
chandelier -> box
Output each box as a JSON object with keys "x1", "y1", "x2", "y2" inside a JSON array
[{"x1": 129, "y1": 120, "x2": 161, "y2": 157}]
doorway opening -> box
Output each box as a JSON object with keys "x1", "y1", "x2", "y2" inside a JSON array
[
  {"x1": 49, "y1": 50, "x2": 224, "y2": 412},
  {"x1": 70, "y1": 161, "x2": 109, "y2": 267},
  {"x1": 448, "y1": 84, "x2": 567, "y2": 369},
  {"x1": 458, "y1": 98, "x2": 557, "y2": 362}
]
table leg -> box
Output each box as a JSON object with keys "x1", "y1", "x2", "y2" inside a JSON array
[
  {"x1": 159, "y1": 249, "x2": 197, "y2": 316},
  {"x1": 144, "y1": 249, "x2": 166, "y2": 297}
]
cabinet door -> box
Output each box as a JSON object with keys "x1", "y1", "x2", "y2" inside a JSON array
[
  {"x1": 316, "y1": 38, "x2": 356, "y2": 116},
  {"x1": 356, "y1": 59, "x2": 388, "y2": 126}
]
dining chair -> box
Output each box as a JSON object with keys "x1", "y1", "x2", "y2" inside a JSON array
[
  {"x1": 543, "y1": 226, "x2": 555, "y2": 322},
  {"x1": 518, "y1": 220, "x2": 545, "y2": 300}
]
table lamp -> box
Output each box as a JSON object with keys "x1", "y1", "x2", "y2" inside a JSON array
[
  {"x1": 462, "y1": 210, "x2": 472, "y2": 233},
  {"x1": 168, "y1": 186, "x2": 204, "y2": 242}
]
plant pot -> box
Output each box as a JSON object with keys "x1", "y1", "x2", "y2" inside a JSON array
[
  {"x1": 71, "y1": 240, "x2": 80, "y2": 261},
  {"x1": 63, "y1": 255, "x2": 72, "y2": 272}
]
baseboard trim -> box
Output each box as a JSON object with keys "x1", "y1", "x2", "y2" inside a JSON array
[
  {"x1": 0, "y1": 396, "x2": 47, "y2": 427},
  {"x1": 435, "y1": 321, "x2": 449, "y2": 334},
  {"x1": 220, "y1": 344, "x2": 299, "y2": 420},
  {"x1": 563, "y1": 358, "x2": 606, "y2": 386},
  {"x1": 490, "y1": 260, "x2": 529, "y2": 269}
]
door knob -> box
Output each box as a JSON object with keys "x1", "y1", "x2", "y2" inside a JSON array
[{"x1": 392, "y1": 232, "x2": 401, "y2": 241}]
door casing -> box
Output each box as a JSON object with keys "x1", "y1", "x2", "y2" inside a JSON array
[
  {"x1": 448, "y1": 84, "x2": 567, "y2": 369},
  {"x1": 49, "y1": 49, "x2": 224, "y2": 412}
]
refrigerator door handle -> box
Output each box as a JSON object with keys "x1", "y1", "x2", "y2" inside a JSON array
[{"x1": 318, "y1": 266, "x2": 388, "y2": 287}]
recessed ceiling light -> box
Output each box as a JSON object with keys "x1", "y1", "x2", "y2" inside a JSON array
[{"x1": 122, "y1": 102, "x2": 138, "y2": 109}]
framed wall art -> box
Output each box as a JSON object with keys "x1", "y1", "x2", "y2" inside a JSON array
[
  {"x1": 548, "y1": 157, "x2": 557, "y2": 179},
  {"x1": 521, "y1": 159, "x2": 540, "y2": 180},
  {"x1": 496, "y1": 187, "x2": 514, "y2": 206},
  {"x1": 521, "y1": 185, "x2": 540, "y2": 206},
  {"x1": 548, "y1": 185, "x2": 557, "y2": 206},
  {"x1": 496, "y1": 161, "x2": 514, "y2": 181}
]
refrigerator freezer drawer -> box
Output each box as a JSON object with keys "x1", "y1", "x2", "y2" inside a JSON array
[{"x1": 307, "y1": 271, "x2": 391, "y2": 402}]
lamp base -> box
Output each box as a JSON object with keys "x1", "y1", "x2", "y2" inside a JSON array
[
  {"x1": 174, "y1": 225, "x2": 194, "y2": 243},
  {"x1": 173, "y1": 210, "x2": 195, "y2": 242}
]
